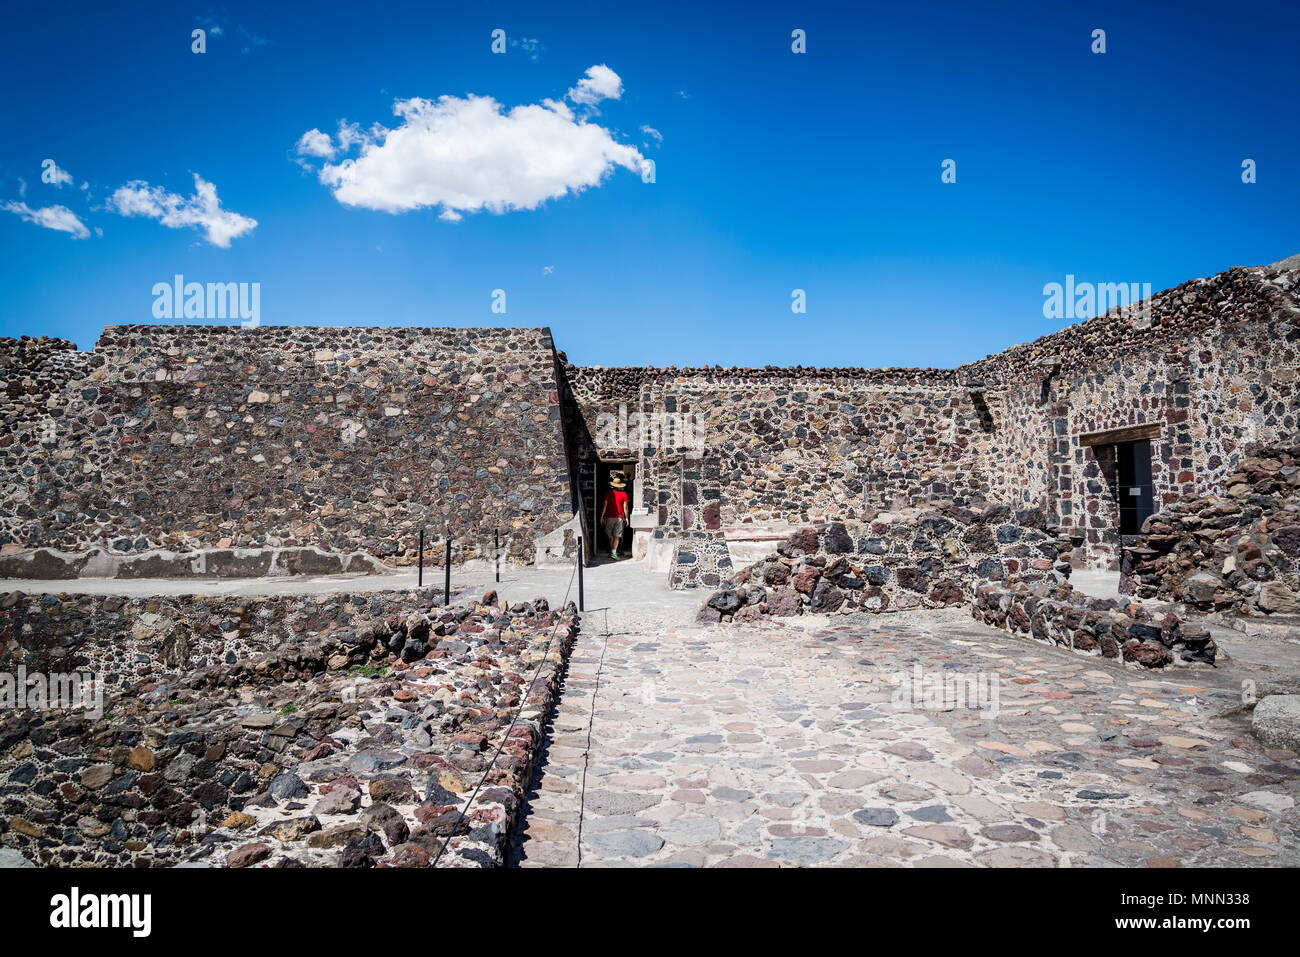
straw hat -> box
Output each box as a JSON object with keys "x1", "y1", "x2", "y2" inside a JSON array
[{"x1": 609, "y1": 472, "x2": 627, "y2": 489}]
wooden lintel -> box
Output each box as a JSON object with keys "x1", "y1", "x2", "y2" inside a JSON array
[{"x1": 1077, "y1": 422, "x2": 1163, "y2": 447}]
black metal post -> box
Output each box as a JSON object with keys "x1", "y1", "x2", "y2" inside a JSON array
[
  {"x1": 577, "y1": 535, "x2": 584, "y2": 611},
  {"x1": 495, "y1": 526, "x2": 500, "y2": 583},
  {"x1": 444, "y1": 535, "x2": 451, "y2": 606},
  {"x1": 418, "y1": 529, "x2": 424, "y2": 588}
]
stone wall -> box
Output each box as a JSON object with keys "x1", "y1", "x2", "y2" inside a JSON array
[
  {"x1": 1121, "y1": 443, "x2": 1300, "y2": 616},
  {"x1": 0, "y1": 337, "x2": 92, "y2": 541},
  {"x1": 0, "y1": 326, "x2": 576, "y2": 566},
  {"x1": 563, "y1": 364, "x2": 992, "y2": 535}
]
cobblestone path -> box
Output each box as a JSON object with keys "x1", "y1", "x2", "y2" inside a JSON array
[{"x1": 510, "y1": 610, "x2": 1299, "y2": 867}]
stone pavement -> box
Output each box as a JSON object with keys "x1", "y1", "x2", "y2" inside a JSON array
[{"x1": 510, "y1": 609, "x2": 1300, "y2": 867}]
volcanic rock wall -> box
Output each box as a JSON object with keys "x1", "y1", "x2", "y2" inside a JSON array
[
  {"x1": 563, "y1": 364, "x2": 992, "y2": 533},
  {"x1": 0, "y1": 336, "x2": 92, "y2": 529},
  {"x1": 0, "y1": 326, "x2": 576, "y2": 565}
]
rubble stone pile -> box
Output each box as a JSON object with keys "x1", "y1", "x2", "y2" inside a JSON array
[
  {"x1": 1121, "y1": 443, "x2": 1300, "y2": 616},
  {"x1": 971, "y1": 580, "x2": 1216, "y2": 669},
  {"x1": 697, "y1": 505, "x2": 1072, "y2": 622}
]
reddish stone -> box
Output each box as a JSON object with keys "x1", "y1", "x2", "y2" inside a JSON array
[{"x1": 227, "y1": 842, "x2": 272, "y2": 868}]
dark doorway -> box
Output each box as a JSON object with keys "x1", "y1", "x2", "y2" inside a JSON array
[
  {"x1": 1115, "y1": 439, "x2": 1155, "y2": 534},
  {"x1": 594, "y1": 460, "x2": 635, "y2": 556}
]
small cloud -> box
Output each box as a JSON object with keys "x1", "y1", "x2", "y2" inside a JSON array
[
  {"x1": 107, "y1": 172, "x2": 256, "y2": 247},
  {"x1": 2, "y1": 200, "x2": 91, "y2": 239},
  {"x1": 542, "y1": 265, "x2": 554, "y2": 275},
  {"x1": 676, "y1": 90, "x2": 691, "y2": 100},
  {"x1": 295, "y1": 128, "x2": 335, "y2": 160},
  {"x1": 16, "y1": 177, "x2": 27, "y2": 198},
  {"x1": 640, "y1": 125, "x2": 663, "y2": 149},
  {"x1": 567, "y1": 64, "x2": 623, "y2": 109}
]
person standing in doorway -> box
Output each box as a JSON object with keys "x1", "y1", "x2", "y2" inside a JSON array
[{"x1": 600, "y1": 472, "x2": 630, "y2": 560}]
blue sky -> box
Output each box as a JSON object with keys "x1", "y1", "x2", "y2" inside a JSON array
[{"x1": 1, "y1": 0, "x2": 1296, "y2": 367}]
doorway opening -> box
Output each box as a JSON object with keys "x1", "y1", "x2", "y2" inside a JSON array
[
  {"x1": 594, "y1": 460, "x2": 636, "y2": 558},
  {"x1": 1115, "y1": 439, "x2": 1155, "y2": 535}
]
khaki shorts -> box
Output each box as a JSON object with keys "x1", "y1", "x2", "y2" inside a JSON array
[{"x1": 604, "y1": 517, "x2": 625, "y2": 547}]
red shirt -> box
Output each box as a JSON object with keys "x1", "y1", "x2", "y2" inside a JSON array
[{"x1": 603, "y1": 488, "x2": 628, "y2": 519}]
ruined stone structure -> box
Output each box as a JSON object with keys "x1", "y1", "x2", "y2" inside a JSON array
[
  {"x1": 2, "y1": 257, "x2": 1297, "y2": 589},
  {"x1": 3, "y1": 256, "x2": 1300, "y2": 870}
]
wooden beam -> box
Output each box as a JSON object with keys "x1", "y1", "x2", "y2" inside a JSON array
[{"x1": 1077, "y1": 422, "x2": 1163, "y2": 447}]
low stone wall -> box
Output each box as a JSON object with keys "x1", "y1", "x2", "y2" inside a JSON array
[
  {"x1": 971, "y1": 581, "x2": 1217, "y2": 668},
  {"x1": 0, "y1": 546, "x2": 394, "y2": 581},
  {"x1": 697, "y1": 505, "x2": 1071, "y2": 621},
  {"x1": 1121, "y1": 443, "x2": 1300, "y2": 616},
  {"x1": 0, "y1": 588, "x2": 439, "y2": 684},
  {"x1": 0, "y1": 590, "x2": 576, "y2": 867}
]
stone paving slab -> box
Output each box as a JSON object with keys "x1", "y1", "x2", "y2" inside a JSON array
[{"x1": 510, "y1": 609, "x2": 1300, "y2": 867}]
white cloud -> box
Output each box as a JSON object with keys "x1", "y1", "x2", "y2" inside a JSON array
[
  {"x1": 2, "y1": 200, "x2": 91, "y2": 239},
  {"x1": 301, "y1": 67, "x2": 646, "y2": 220},
  {"x1": 640, "y1": 125, "x2": 663, "y2": 148},
  {"x1": 107, "y1": 172, "x2": 256, "y2": 247},
  {"x1": 295, "y1": 128, "x2": 335, "y2": 159},
  {"x1": 566, "y1": 64, "x2": 623, "y2": 108}
]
